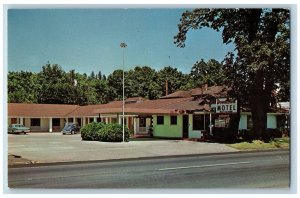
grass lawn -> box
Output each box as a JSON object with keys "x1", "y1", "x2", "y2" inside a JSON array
[{"x1": 227, "y1": 137, "x2": 290, "y2": 150}]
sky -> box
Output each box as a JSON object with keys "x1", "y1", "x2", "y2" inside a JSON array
[{"x1": 8, "y1": 8, "x2": 235, "y2": 76}]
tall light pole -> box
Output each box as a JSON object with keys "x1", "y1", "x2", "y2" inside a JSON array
[{"x1": 120, "y1": 42, "x2": 127, "y2": 142}]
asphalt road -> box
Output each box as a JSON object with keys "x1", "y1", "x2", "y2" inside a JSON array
[{"x1": 8, "y1": 150, "x2": 290, "y2": 190}]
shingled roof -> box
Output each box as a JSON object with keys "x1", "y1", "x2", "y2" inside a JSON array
[
  {"x1": 12, "y1": 86, "x2": 286, "y2": 118},
  {"x1": 8, "y1": 86, "x2": 227, "y2": 117},
  {"x1": 66, "y1": 104, "x2": 110, "y2": 117},
  {"x1": 160, "y1": 90, "x2": 192, "y2": 99},
  {"x1": 94, "y1": 96, "x2": 212, "y2": 115},
  {"x1": 8, "y1": 103, "x2": 79, "y2": 117},
  {"x1": 191, "y1": 86, "x2": 231, "y2": 97}
]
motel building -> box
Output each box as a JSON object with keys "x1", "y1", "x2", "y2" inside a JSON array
[{"x1": 8, "y1": 86, "x2": 290, "y2": 139}]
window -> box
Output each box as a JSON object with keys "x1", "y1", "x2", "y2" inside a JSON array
[
  {"x1": 11, "y1": 118, "x2": 17, "y2": 124},
  {"x1": 157, "y1": 116, "x2": 164, "y2": 125},
  {"x1": 193, "y1": 115, "x2": 204, "y2": 130},
  {"x1": 97, "y1": 117, "x2": 101, "y2": 122},
  {"x1": 68, "y1": 118, "x2": 73, "y2": 123},
  {"x1": 170, "y1": 116, "x2": 177, "y2": 125},
  {"x1": 139, "y1": 117, "x2": 146, "y2": 127},
  {"x1": 119, "y1": 117, "x2": 127, "y2": 125},
  {"x1": 76, "y1": 118, "x2": 82, "y2": 126},
  {"x1": 31, "y1": 118, "x2": 40, "y2": 127},
  {"x1": 89, "y1": 118, "x2": 94, "y2": 123},
  {"x1": 53, "y1": 118, "x2": 60, "y2": 127}
]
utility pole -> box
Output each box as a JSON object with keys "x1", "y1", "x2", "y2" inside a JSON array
[{"x1": 120, "y1": 42, "x2": 127, "y2": 142}]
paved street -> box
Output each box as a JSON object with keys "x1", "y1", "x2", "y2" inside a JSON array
[
  {"x1": 8, "y1": 150, "x2": 290, "y2": 190},
  {"x1": 8, "y1": 133, "x2": 237, "y2": 164}
]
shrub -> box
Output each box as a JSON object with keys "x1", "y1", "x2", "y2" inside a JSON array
[
  {"x1": 238, "y1": 128, "x2": 283, "y2": 142},
  {"x1": 98, "y1": 123, "x2": 130, "y2": 142},
  {"x1": 262, "y1": 128, "x2": 282, "y2": 142},
  {"x1": 238, "y1": 129, "x2": 255, "y2": 142},
  {"x1": 212, "y1": 127, "x2": 237, "y2": 142},
  {"x1": 81, "y1": 122, "x2": 105, "y2": 141}
]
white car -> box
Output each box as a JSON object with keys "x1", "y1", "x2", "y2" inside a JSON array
[{"x1": 8, "y1": 124, "x2": 31, "y2": 134}]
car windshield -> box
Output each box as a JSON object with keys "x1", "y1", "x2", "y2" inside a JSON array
[{"x1": 63, "y1": 124, "x2": 74, "y2": 130}]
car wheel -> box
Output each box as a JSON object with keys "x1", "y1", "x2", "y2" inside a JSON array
[
  {"x1": 24, "y1": 132, "x2": 27, "y2": 134},
  {"x1": 71, "y1": 131, "x2": 74, "y2": 135},
  {"x1": 62, "y1": 133, "x2": 65, "y2": 135}
]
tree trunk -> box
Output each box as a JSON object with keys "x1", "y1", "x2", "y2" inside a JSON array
[
  {"x1": 250, "y1": 95, "x2": 268, "y2": 139},
  {"x1": 249, "y1": 71, "x2": 268, "y2": 140}
]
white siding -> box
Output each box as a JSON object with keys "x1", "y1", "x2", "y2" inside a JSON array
[
  {"x1": 188, "y1": 114, "x2": 202, "y2": 139},
  {"x1": 267, "y1": 115, "x2": 277, "y2": 129},
  {"x1": 239, "y1": 114, "x2": 248, "y2": 130}
]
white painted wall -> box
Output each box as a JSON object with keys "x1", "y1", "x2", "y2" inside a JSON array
[
  {"x1": 188, "y1": 114, "x2": 202, "y2": 139},
  {"x1": 267, "y1": 115, "x2": 277, "y2": 129},
  {"x1": 239, "y1": 114, "x2": 248, "y2": 130}
]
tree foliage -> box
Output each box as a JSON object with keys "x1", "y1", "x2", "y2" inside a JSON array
[
  {"x1": 174, "y1": 8, "x2": 290, "y2": 139},
  {"x1": 157, "y1": 66, "x2": 187, "y2": 96},
  {"x1": 190, "y1": 59, "x2": 226, "y2": 87},
  {"x1": 8, "y1": 71, "x2": 40, "y2": 103},
  {"x1": 127, "y1": 66, "x2": 161, "y2": 99}
]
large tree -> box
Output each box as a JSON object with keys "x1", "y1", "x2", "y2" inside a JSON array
[
  {"x1": 157, "y1": 66, "x2": 187, "y2": 96},
  {"x1": 37, "y1": 63, "x2": 91, "y2": 105},
  {"x1": 8, "y1": 71, "x2": 40, "y2": 103},
  {"x1": 190, "y1": 59, "x2": 226, "y2": 87},
  {"x1": 174, "y1": 8, "x2": 290, "y2": 139},
  {"x1": 127, "y1": 66, "x2": 161, "y2": 99},
  {"x1": 107, "y1": 69, "x2": 136, "y2": 100}
]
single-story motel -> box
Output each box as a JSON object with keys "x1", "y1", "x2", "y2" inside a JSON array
[{"x1": 8, "y1": 86, "x2": 290, "y2": 139}]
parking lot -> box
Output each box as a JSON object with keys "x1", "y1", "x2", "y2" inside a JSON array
[{"x1": 8, "y1": 133, "x2": 238, "y2": 165}]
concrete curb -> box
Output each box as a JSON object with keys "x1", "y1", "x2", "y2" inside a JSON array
[{"x1": 8, "y1": 148, "x2": 290, "y2": 168}]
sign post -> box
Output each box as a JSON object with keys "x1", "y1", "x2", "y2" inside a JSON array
[{"x1": 215, "y1": 98, "x2": 237, "y2": 113}]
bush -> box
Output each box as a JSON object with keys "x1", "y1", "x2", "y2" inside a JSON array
[
  {"x1": 238, "y1": 128, "x2": 283, "y2": 142},
  {"x1": 262, "y1": 128, "x2": 282, "y2": 142},
  {"x1": 212, "y1": 127, "x2": 237, "y2": 142},
  {"x1": 238, "y1": 129, "x2": 255, "y2": 142},
  {"x1": 99, "y1": 123, "x2": 130, "y2": 142},
  {"x1": 81, "y1": 122, "x2": 105, "y2": 141}
]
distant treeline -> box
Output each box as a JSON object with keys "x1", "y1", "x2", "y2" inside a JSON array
[{"x1": 8, "y1": 59, "x2": 226, "y2": 105}]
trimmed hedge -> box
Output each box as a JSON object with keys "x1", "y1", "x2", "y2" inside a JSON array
[
  {"x1": 81, "y1": 122, "x2": 129, "y2": 142},
  {"x1": 81, "y1": 122, "x2": 105, "y2": 141},
  {"x1": 99, "y1": 123, "x2": 130, "y2": 142}
]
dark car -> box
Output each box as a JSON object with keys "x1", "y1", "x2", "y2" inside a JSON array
[{"x1": 61, "y1": 123, "x2": 80, "y2": 135}]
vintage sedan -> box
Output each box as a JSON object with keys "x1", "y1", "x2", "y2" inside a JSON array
[
  {"x1": 8, "y1": 124, "x2": 31, "y2": 134},
  {"x1": 61, "y1": 123, "x2": 80, "y2": 135}
]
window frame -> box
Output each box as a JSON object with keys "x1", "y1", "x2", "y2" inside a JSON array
[
  {"x1": 157, "y1": 116, "x2": 164, "y2": 125},
  {"x1": 193, "y1": 114, "x2": 204, "y2": 130},
  {"x1": 170, "y1": 115, "x2": 177, "y2": 125},
  {"x1": 52, "y1": 118, "x2": 60, "y2": 127},
  {"x1": 31, "y1": 118, "x2": 41, "y2": 127}
]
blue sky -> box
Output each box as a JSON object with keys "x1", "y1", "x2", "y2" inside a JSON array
[{"x1": 8, "y1": 8, "x2": 235, "y2": 76}]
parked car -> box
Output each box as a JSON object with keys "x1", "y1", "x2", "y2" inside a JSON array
[
  {"x1": 8, "y1": 124, "x2": 30, "y2": 134},
  {"x1": 61, "y1": 123, "x2": 80, "y2": 135}
]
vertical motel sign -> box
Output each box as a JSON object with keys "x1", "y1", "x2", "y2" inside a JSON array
[{"x1": 215, "y1": 98, "x2": 238, "y2": 113}]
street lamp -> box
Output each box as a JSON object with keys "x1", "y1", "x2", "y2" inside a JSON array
[{"x1": 120, "y1": 42, "x2": 127, "y2": 142}]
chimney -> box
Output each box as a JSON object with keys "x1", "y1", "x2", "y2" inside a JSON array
[
  {"x1": 165, "y1": 80, "x2": 168, "y2": 96},
  {"x1": 202, "y1": 83, "x2": 208, "y2": 91}
]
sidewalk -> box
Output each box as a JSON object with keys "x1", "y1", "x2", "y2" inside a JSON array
[{"x1": 8, "y1": 133, "x2": 239, "y2": 166}]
